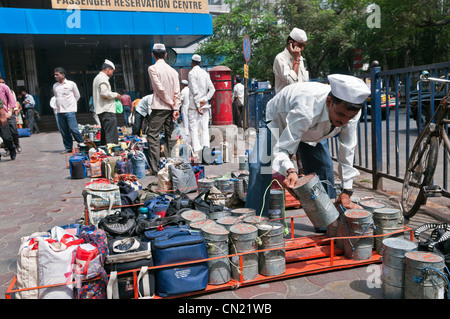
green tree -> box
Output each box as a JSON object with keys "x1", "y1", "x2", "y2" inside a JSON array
[{"x1": 197, "y1": 0, "x2": 449, "y2": 84}]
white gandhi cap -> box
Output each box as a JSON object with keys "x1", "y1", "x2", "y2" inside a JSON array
[
  {"x1": 181, "y1": 80, "x2": 188, "y2": 85},
  {"x1": 104, "y1": 59, "x2": 115, "y2": 70},
  {"x1": 327, "y1": 74, "x2": 371, "y2": 104},
  {"x1": 289, "y1": 28, "x2": 307, "y2": 43},
  {"x1": 153, "y1": 43, "x2": 166, "y2": 51},
  {"x1": 191, "y1": 54, "x2": 201, "y2": 62}
]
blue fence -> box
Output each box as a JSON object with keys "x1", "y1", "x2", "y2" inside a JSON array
[{"x1": 248, "y1": 61, "x2": 450, "y2": 191}]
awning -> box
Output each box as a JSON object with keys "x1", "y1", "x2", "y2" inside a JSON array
[{"x1": 0, "y1": 7, "x2": 213, "y2": 48}]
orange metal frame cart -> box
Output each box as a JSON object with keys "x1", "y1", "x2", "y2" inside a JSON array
[{"x1": 5, "y1": 214, "x2": 414, "y2": 299}]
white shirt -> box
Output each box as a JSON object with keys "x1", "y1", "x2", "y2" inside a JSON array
[
  {"x1": 53, "y1": 79, "x2": 80, "y2": 113},
  {"x1": 135, "y1": 94, "x2": 153, "y2": 117},
  {"x1": 180, "y1": 86, "x2": 190, "y2": 112},
  {"x1": 267, "y1": 82, "x2": 360, "y2": 189},
  {"x1": 92, "y1": 71, "x2": 118, "y2": 114},
  {"x1": 232, "y1": 82, "x2": 244, "y2": 104},
  {"x1": 188, "y1": 65, "x2": 215, "y2": 110},
  {"x1": 273, "y1": 48, "x2": 309, "y2": 94}
]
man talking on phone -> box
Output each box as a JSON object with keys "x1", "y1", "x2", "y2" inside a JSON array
[{"x1": 273, "y1": 27, "x2": 309, "y2": 94}]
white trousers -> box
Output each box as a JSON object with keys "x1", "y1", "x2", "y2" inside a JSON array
[
  {"x1": 188, "y1": 108, "x2": 210, "y2": 152},
  {"x1": 181, "y1": 107, "x2": 190, "y2": 143}
]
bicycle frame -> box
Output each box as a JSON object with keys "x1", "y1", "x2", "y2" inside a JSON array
[
  {"x1": 419, "y1": 74, "x2": 450, "y2": 198},
  {"x1": 401, "y1": 73, "x2": 450, "y2": 217}
]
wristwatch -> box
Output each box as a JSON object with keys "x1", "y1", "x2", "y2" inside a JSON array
[
  {"x1": 341, "y1": 189, "x2": 354, "y2": 196},
  {"x1": 286, "y1": 168, "x2": 297, "y2": 176}
]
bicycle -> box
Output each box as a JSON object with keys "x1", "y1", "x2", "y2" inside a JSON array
[{"x1": 401, "y1": 70, "x2": 450, "y2": 218}]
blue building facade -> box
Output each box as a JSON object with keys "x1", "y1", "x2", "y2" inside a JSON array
[{"x1": 0, "y1": 1, "x2": 213, "y2": 116}]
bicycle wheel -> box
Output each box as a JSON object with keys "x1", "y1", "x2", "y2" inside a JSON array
[{"x1": 401, "y1": 128, "x2": 439, "y2": 218}]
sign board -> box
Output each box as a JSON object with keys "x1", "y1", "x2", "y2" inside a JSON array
[
  {"x1": 353, "y1": 48, "x2": 363, "y2": 69},
  {"x1": 243, "y1": 64, "x2": 249, "y2": 79},
  {"x1": 243, "y1": 35, "x2": 251, "y2": 63},
  {"x1": 51, "y1": 0, "x2": 209, "y2": 14}
]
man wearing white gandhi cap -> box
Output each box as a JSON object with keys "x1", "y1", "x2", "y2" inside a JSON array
[
  {"x1": 273, "y1": 27, "x2": 309, "y2": 95},
  {"x1": 92, "y1": 59, "x2": 121, "y2": 145},
  {"x1": 245, "y1": 74, "x2": 371, "y2": 222}
]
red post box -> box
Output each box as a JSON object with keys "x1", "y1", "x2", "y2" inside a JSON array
[{"x1": 209, "y1": 66, "x2": 233, "y2": 125}]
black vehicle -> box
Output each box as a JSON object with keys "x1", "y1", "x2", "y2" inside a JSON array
[{"x1": 409, "y1": 73, "x2": 448, "y2": 128}]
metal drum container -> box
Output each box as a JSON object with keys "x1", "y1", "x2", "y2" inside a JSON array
[
  {"x1": 373, "y1": 207, "x2": 404, "y2": 253},
  {"x1": 257, "y1": 221, "x2": 286, "y2": 276},
  {"x1": 209, "y1": 210, "x2": 231, "y2": 221},
  {"x1": 197, "y1": 178, "x2": 216, "y2": 193},
  {"x1": 216, "y1": 216, "x2": 242, "y2": 231},
  {"x1": 215, "y1": 178, "x2": 234, "y2": 194},
  {"x1": 291, "y1": 173, "x2": 339, "y2": 229},
  {"x1": 231, "y1": 208, "x2": 256, "y2": 219},
  {"x1": 343, "y1": 209, "x2": 374, "y2": 261},
  {"x1": 201, "y1": 223, "x2": 231, "y2": 285},
  {"x1": 381, "y1": 238, "x2": 417, "y2": 299},
  {"x1": 234, "y1": 174, "x2": 249, "y2": 202},
  {"x1": 359, "y1": 199, "x2": 386, "y2": 213},
  {"x1": 229, "y1": 223, "x2": 259, "y2": 281},
  {"x1": 189, "y1": 218, "x2": 216, "y2": 231},
  {"x1": 180, "y1": 209, "x2": 207, "y2": 226},
  {"x1": 334, "y1": 213, "x2": 347, "y2": 250},
  {"x1": 243, "y1": 215, "x2": 268, "y2": 226},
  {"x1": 405, "y1": 251, "x2": 446, "y2": 299},
  {"x1": 268, "y1": 189, "x2": 285, "y2": 220}
]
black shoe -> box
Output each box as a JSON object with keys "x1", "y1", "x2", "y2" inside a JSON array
[{"x1": 10, "y1": 148, "x2": 16, "y2": 160}]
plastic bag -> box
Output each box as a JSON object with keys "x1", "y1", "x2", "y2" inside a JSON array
[{"x1": 115, "y1": 99, "x2": 123, "y2": 114}]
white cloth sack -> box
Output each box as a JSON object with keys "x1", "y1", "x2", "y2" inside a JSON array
[
  {"x1": 38, "y1": 239, "x2": 78, "y2": 299},
  {"x1": 15, "y1": 232, "x2": 50, "y2": 299}
]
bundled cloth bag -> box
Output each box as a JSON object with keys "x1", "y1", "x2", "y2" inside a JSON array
[
  {"x1": 193, "y1": 189, "x2": 225, "y2": 214},
  {"x1": 74, "y1": 225, "x2": 109, "y2": 299},
  {"x1": 157, "y1": 164, "x2": 172, "y2": 191},
  {"x1": 168, "y1": 163, "x2": 198, "y2": 193},
  {"x1": 82, "y1": 182, "x2": 121, "y2": 226}
]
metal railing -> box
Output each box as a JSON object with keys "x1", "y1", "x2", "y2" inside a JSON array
[{"x1": 248, "y1": 61, "x2": 450, "y2": 191}]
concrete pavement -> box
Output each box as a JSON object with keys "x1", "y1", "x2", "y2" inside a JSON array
[{"x1": 0, "y1": 129, "x2": 447, "y2": 300}]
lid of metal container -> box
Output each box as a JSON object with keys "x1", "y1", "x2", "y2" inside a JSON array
[
  {"x1": 360, "y1": 200, "x2": 386, "y2": 209},
  {"x1": 373, "y1": 207, "x2": 401, "y2": 215},
  {"x1": 190, "y1": 219, "x2": 215, "y2": 230},
  {"x1": 405, "y1": 251, "x2": 444, "y2": 263},
  {"x1": 230, "y1": 223, "x2": 258, "y2": 234},
  {"x1": 257, "y1": 221, "x2": 283, "y2": 231},
  {"x1": 232, "y1": 208, "x2": 255, "y2": 215},
  {"x1": 295, "y1": 173, "x2": 316, "y2": 187},
  {"x1": 344, "y1": 209, "x2": 372, "y2": 219},
  {"x1": 217, "y1": 216, "x2": 240, "y2": 225},
  {"x1": 180, "y1": 209, "x2": 207, "y2": 221},
  {"x1": 201, "y1": 223, "x2": 229, "y2": 235},
  {"x1": 244, "y1": 215, "x2": 268, "y2": 224},
  {"x1": 382, "y1": 237, "x2": 417, "y2": 250}
]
